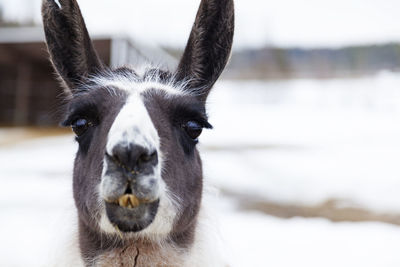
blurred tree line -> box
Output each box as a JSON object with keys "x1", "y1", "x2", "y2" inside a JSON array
[
  {"x1": 168, "y1": 44, "x2": 400, "y2": 80},
  {"x1": 223, "y1": 44, "x2": 400, "y2": 79}
]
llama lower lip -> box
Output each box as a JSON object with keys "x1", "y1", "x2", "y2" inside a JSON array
[{"x1": 105, "y1": 199, "x2": 160, "y2": 232}]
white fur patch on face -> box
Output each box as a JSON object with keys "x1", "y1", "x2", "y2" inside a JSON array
[
  {"x1": 139, "y1": 182, "x2": 180, "y2": 237},
  {"x1": 98, "y1": 87, "x2": 179, "y2": 238},
  {"x1": 105, "y1": 92, "x2": 158, "y2": 155}
]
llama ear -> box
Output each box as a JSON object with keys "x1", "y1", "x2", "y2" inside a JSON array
[
  {"x1": 42, "y1": 0, "x2": 104, "y2": 93},
  {"x1": 176, "y1": 0, "x2": 234, "y2": 102}
]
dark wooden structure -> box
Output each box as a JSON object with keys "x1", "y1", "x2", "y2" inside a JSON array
[{"x1": 0, "y1": 27, "x2": 176, "y2": 126}]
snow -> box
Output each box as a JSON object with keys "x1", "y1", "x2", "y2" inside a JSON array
[
  {"x1": 0, "y1": 136, "x2": 75, "y2": 266},
  {"x1": 222, "y1": 212, "x2": 400, "y2": 267},
  {"x1": 1, "y1": 73, "x2": 400, "y2": 265},
  {"x1": 201, "y1": 71, "x2": 400, "y2": 213}
]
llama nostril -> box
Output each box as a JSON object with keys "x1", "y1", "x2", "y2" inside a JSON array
[
  {"x1": 106, "y1": 152, "x2": 122, "y2": 166},
  {"x1": 140, "y1": 151, "x2": 157, "y2": 163},
  {"x1": 113, "y1": 154, "x2": 121, "y2": 165}
]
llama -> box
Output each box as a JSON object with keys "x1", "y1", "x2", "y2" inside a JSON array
[{"x1": 42, "y1": 0, "x2": 234, "y2": 266}]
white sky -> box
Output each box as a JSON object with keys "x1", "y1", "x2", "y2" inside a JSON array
[{"x1": 1, "y1": 0, "x2": 400, "y2": 49}]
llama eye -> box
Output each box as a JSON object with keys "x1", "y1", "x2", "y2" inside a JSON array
[
  {"x1": 183, "y1": 121, "x2": 203, "y2": 140},
  {"x1": 72, "y1": 118, "x2": 91, "y2": 136}
]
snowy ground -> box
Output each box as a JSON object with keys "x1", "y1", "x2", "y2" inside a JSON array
[
  {"x1": 1, "y1": 72, "x2": 400, "y2": 266},
  {"x1": 202, "y1": 71, "x2": 400, "y2": 213}
]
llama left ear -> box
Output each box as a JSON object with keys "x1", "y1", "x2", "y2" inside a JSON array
[
  {"x1": 176, "y1": 0, "x2": 234, "y2": 102},
  {"x1": 42, "y1": 0, "x2": 104, "y2": 94}
]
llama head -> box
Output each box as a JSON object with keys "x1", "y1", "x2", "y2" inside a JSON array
[{"x1": 42, "y1": 0, "x2": 234, "y2": 243}]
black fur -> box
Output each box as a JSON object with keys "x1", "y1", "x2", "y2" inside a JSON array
[
  {"x1": 176, "y1": 0, "x2": 234, "y2": 102},
  {"x1": 42, "y1": 0, "x2": 104, "y2": 91}
]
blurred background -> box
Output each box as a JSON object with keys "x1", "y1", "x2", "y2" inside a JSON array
[{"x1": 1, "y1": 0, "x2": 400, "y2": 266}]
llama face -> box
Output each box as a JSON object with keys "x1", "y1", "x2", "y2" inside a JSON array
[
  {"x1": 42, "y1": 0, "x2": 234, "y2": 246},
  {"x1": 61, "y1": 71, "x2": 211, "y2": 236}
]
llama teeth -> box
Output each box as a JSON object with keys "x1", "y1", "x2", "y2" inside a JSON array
[
  {"x1": 128, "y1": 194, "x2": 140, "y2": 208},
  {"x1": 118, "y1": 195, "x2": 127, "y2": 207},
  {"x1": 118, "y1": 194, "x2": 140, "y2": 208}
]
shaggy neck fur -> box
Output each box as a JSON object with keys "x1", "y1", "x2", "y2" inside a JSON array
[
  {"x1": 94, "y1": 241, "x2": 185, "y2": 267},
  {"x1": 78, "y1": 208, "x2": 197, "y2": 266}
]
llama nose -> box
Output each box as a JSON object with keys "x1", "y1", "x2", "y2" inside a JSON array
[{"x1": 110, "y1": 144, "x2": 158, "y2": 173}]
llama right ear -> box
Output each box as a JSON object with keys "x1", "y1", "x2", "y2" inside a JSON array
[
  {"x1": 42, "y1": 0, "x2": 104, "y2": 94},
  {"x1": 176, "y1": 0, "x2": 234, "y2": 102}
]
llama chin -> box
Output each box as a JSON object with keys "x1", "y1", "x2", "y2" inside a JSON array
[{"x1": 41, "y1": 0, "x2": 234, "y2": 266}]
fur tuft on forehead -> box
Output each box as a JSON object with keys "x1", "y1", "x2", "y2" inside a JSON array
[{"x1": 86, "y1": 66, "x2": 196, "y2": 98}]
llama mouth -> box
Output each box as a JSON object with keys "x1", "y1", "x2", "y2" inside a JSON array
[
  {"x1": 115, "y1": 194, "x2": 153, "y2": 209},
  {"x1": 105, "y1": 196, "x2": 159, "y2": 232}
]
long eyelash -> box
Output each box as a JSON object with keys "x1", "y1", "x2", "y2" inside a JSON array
[
  {"x1": 61, "y1": 114, "x2": 85, "y2": 127},
  {"x1": 61, "y1": 117, "x2": 74, "y2": 127},
  {"x1": 202, "y1": 120, "x2": 213, "y2": 129},
  {"x1": 192, "y1": 116, "x2": 213, "y2": 129},
  {"x1": 61, "y1": 107, "x2": 99, "y2": 127}
]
